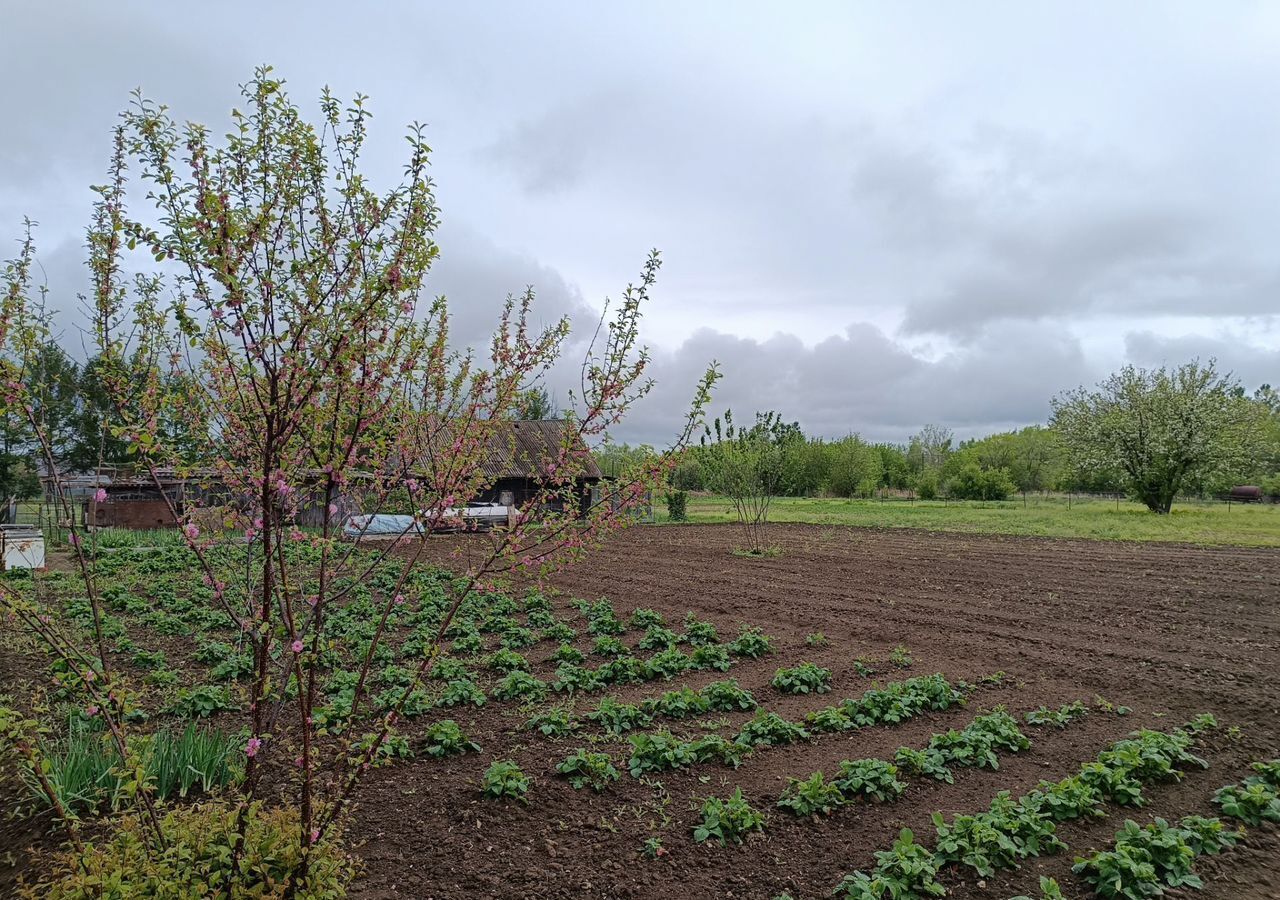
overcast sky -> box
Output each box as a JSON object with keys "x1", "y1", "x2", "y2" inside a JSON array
[{"x1": 3, "y1": 2, "x2": 1278, "y2": 444}]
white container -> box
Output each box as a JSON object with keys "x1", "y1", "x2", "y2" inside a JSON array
[{"x1": 1, "y1": 525, "x2": 46, "y2": 570}]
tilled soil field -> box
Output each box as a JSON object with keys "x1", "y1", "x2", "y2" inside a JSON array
[{"x1": 346, "y1": 524, "x2": 1280, "y2": 900}]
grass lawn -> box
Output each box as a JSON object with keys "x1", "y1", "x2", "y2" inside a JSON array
[{"x1": 660, "y1": 494, "x2": 1280, "y2": 547}]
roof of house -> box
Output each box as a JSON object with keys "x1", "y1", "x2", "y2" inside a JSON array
[{"x1": 477, "y1": 420, "x2": 602, "y2": 480}]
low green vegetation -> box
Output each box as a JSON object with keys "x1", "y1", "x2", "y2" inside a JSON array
[{"x1": 663, "y1": 494, "x2": 1280, "y2": 547}]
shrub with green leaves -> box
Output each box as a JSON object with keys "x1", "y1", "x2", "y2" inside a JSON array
[
  {"x1": 701, "y1": 679, "x2": 757, "y2": 712},
  {"x1": 422, "y1": 720, "x2": 480, "y2": 757},
  {"x1": 30, "y1": 801, "x2": 353, "y2": 899},
  {"x1": 480, "y1": 759, "x2": 531, "y2": 801},
  {"x1": 693, "y1": 788, "x2": 765, "y2": 846},
  {"x1": 832, "y1": 758, "x2": 906, "y2": 803},
  {"x1": 627, "y1": 730, "x2": 697, "y2": 777},
  {"x1": 728, "y1": 626, "x2": 773, "y2": 658},
  {"x1": 556, "y1": 749, "x2": 619, "y2": 791},
  {"x1": 493, "y1": 670, "x2": 548, "y2": 702},
  {"x1": 588, "y1": 698, "x2": 653, "y2": 735},
  {"x1": 777, "y1": 771, "x2": 843, "y2": 816},
  {"x1": 736, "y1": 710, "x2": 809, "y2": 747},
  {"x1": 772, "y1": 662, "x2": 832, "y2": 695}
]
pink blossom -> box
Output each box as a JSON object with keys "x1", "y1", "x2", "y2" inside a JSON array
[
  {"x1": 244, "y1": 527, "x2": 257, "y2": 541},
  {"x1": 294, "y1": 756, "x2": 304, "y2": 768},
  {"x1": 275, "y1": 478, "x2": 292, "y2": 496},
  {"x1": 93, "y1": 488, "x2": 108, "y2": 504},
  {"x1": 183, "y1": 522, "x2": 200, "y2": 541},
  {"x1": 292, "y1": 639, "x2": 304, "y2": 653},
  {"x1": 393, "y1": 593, "x2": 405, "y2": 606},
  {"x1": 245, "y1": 737, "x2": 263, "y2": 758},
  {"x1": 310, "y1": 828, "x2": 320, "y2": 844},
  {"x1": 85, "y1": 705, "x2": 99, "y2": 717},
  {"x1": 82, "y1": 669, "x2": 96, "y2": 683},
  {"x1": 306, "y1": 595, "x2": 318, "y2": 608},
  {"x1": 327, "y1": 503, "x2": 338, "y2": 516}
]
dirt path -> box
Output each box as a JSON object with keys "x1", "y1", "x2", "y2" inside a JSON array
[{"x1": 342, "y1": 524, "x2": 1280, "y2": 900}]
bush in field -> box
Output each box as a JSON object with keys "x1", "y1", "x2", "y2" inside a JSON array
[
  {"x1": 945, "y1": 464, "x2": 1016, "y2": 502},
  {"x1": 664, "y1": 490, "x2": 688, "y2": 521}
]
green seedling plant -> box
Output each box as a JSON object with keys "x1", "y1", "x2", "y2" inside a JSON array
[
  {"x1": 629, "y1": 608, "x2": 665, "y2": 629},
  {"x1": 689, "y1": 644, "x2": 732, "y2": 672},
  {"x1": 701, "y1": 679, "x2": 757, "y2": 712},
  {"x1": 480, "y1": 759, "x2": 531, "y2": 801},
  {"x1": 493, "y1": 671, "x2": 548, "y2": 702},
  {"x1": 638, "y1": 625, "x2": 679, "y2": 651},
  {"x1": 1213, "y1": 760, "x2": 1280, "y2": 825},
  {"x1": 628, "y1": 731, "x2": 698, "y2": 777},
  {"x1": 728, "y1": 626, "x2": 773, "y2": 658},
  {"x1": 435, "y1": 678, "x2": 487, "y2": 708},
  {"x1": 485, "y1": 648, "x2": 530, "y2": 674},
  {"x1": 526, "y1": 707, "x2": 579, "y2": 738},
  {"x1": 1025, "y1": 700, "x2": 1089, "y2": 729},
  {"x1": 681, "y1": 614, "x2": 718, "y2": 646},
  {"x1": 592, "y1": 636, "x2": 628, "y2": 658},
  {"x1": 588, "y1": 698, "x2": 653, "y2": 736},
  {"x1": 647, "y1": 648, "x2": 692, "y2": 679},
  {"x1": 551, "y1": 642, "x2": 586, "y2": 665},
  {"x1": 777, "y1": 772, "x2": 844, "y2": 816},
  {"x1": 687, "y1": 735, "x2": 751, "y2": 768},
  {"x1": 834, "y1": 828, "x2": 946, "y2": 899},
  {"x1": 596, "y1": 656, "x2": 650, "y2": 685},
  {"x1": 693, "y1": 788, "x2": 765, "y2": 846},
  {"x1": 1072, "y1": 816, "x2": 1235, "y2": 898},
  {"x1": 888, "y1": 645, "x2": 913, "y2": 668},
  {"x1": 772, "y1": 662, "x2": 832, "y2": 695},
  {"x1": 832, "y1": 759, "x2": 906, "y2": 803},
  {"x1": 423, "y1": 720, "x2": 480, "y2": 757},
  {"x1": 556, "y1": 749, "x2": 620, "y2": 791},
  {"x1": 736, "y1": 710, "x2": 809, "y2": 747},
  {"x1": 645, "y1": 687, "x2": 710, "y2": 719}
]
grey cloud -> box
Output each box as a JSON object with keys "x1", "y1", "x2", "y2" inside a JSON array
[
  {"x1": 604, "y1": 321, "x2": 1092, "y2": 447},
  {"x1": 1124, "y1": 330, "x2": 1280, "y2": 393}
]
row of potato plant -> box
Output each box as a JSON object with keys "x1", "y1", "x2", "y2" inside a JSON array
[{"x1": 832, "y1": 715, "x2": 1219, "y2": 899}]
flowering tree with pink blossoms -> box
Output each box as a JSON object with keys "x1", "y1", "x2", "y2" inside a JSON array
[{"x1": 0, "y1": 68, "x2": 715, "y2": 894}]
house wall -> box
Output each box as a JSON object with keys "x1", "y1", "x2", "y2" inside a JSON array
[{"x1": 89, "y1": 500, "x2": 179, "y2": 529}]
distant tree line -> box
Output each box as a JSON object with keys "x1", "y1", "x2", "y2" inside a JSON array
[{"x1": 597, "y1": 360, "x2": 1280, "y2": 515}]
